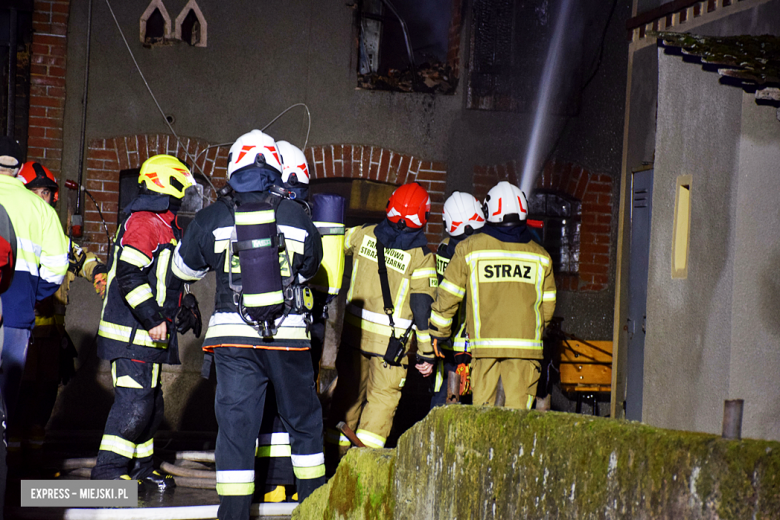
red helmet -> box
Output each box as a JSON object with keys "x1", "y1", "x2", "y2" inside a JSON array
[
  {"x1": 386, "y1": 182, "x2": 430, "y2": 229},
  {"x1": 18, "y1": 161, "x2": 59, "y2": 202}
]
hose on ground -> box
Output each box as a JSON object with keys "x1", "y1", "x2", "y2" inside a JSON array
[{"x1": 159, "y1": 461, "x2": 215, "y2": 479}]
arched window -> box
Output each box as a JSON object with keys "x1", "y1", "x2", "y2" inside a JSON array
[{"x1": 528, "y1": 190, "x2": 581, "y2": 274}]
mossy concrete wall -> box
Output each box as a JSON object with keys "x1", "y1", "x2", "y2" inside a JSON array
[{"x1": 295, "y1": 407, "x2": 780, "y2": 519}]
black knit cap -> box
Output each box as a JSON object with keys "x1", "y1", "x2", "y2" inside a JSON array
[{"x1": 0, "y1": 136, "x2": 23, "y2": 169}]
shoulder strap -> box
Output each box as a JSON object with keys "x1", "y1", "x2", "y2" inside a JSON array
[{"x1": 375, "y1": 238, "x2": 395, "y2": 330}]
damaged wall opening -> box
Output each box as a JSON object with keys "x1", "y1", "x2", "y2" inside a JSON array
[
  {"x1": 528, "y1": 190, "x2": 581, "y2": 275},
  {"x1": 467, "y1": 0, "x2": 583, "y2": 112},
  {"x1": 357, "y1": 0, "x2": 457, "y2": 94}
]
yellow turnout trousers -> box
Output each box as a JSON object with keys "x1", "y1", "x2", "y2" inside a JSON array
[
  {"x1": 329, "y1": 347, "x2": 407, "y2": 449},
  {"x1": 471, "y1": 358, "x2": 541, "y2": 410}
]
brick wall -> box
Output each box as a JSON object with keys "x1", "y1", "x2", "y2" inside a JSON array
[
  {"x1": 447, "y1": 0, "x2": 464, "y2": 77},
  {"x1": 80, "y1": 136, "x2": 447, "y2": 257},
  {"x1": 305, "y1": 144, "x2": 446, "y2": 248},
  {"x1": 473, "y1": 158, "x2": 614, "y2": 292},
  {"x1": 81, "y1": 135, "x2": 229, "y2": 258},
  {"x1": 27, "y1": 0, "x2": 71, "y2": 177}
]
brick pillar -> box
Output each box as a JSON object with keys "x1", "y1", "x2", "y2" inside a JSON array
[{"x1": 27, "y1": 0, "x2": 70, "y2": 176}]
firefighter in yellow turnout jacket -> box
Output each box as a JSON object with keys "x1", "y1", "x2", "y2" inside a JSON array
[
  {"x1": 326, "y1": 183, "x2": 437, "y2": 455},
  {"x1": 429, "y1": 192, "x2": 485, "y2": 407},
  {"x1": 429, "y1": 182, "x2": 556, "y2": 409}
]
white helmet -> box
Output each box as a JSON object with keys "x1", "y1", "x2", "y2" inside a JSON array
[
  {"x1": 227, "y1": 129, "x2": 282, "y2": 179},
  {"x1": 443, "y1": 192, "x2": 485, "y2": 237},
  {"x1": 276, "y1": 141, "x2": 310, "y2": 187},
  {"x1": 484, "y1": 181, "x2": 528, "y2": 224}
]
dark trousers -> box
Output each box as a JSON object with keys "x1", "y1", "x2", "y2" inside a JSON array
[
  {"x1": 255, "y1": 385, "x2": 295, "y2": 490},
  {"x1": 214, "y1": 347, "x2": 325, "y2": 520},
  {"x1": 91, "y1": 358, "x2": 164, "y2": 480}
]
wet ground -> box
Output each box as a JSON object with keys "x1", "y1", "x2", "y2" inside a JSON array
[{"x1": 3, "y1": 442, "x2": 294, "y2": 520}]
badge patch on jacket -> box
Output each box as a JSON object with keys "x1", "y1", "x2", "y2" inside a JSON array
[
  {"x1": 477, "y1": 260, "x2": 537, "y2": 283},
  {"x1": 358, "y1": 235, "x2": 410, "y2": 274}
]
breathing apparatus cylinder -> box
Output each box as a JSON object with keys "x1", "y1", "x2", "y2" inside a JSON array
[
  {"x1": 234, "y1": 202, "x2": 285, "y2": 329},
  {"x1": 309, "y1": 193, "x2": 346, "y2": 298}
]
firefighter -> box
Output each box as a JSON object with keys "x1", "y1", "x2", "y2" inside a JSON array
[
  {"x1": 276, "y1": 140, "x2": 310, "y2": 203},
  {"x1": 325, "y1": 182, "x2": 437, "y2": 462},
  {"x1": 14, "y1": 162, "x2": 107, "y2": 475},
  {"x1": 171, "y1": 129, "x2": 325, "y2": 519},
  {"x1": 429, "y1": 192, "x2": 485, "y2": 408},
  {"x1": 0, "y1": 138, "x2": 69, "y2": 438},
  {"x1": 90, "y1": 155, "x2": 197, "y2": 491},
  {"x1": 253, "y1": 141, "x2": 314, "y2": 504},
  {"x1": 428, "y1": 181, "x2": 556, "y2": 409}
]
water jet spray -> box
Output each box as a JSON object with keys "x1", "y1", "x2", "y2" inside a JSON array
[{"x1": 520, "y1": 0, "x2": 574, "y2": 195}]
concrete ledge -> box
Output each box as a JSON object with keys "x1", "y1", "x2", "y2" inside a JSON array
[{"x1": 297, "y1": 407, "x2": 780, "y2": 519}]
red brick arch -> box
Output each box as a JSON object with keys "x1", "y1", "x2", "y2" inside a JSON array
[
  {"x1": 304, "y1": 144, "x2": 446, "y2": 246},
  {"x1": 81, "y1": 136, "x2": 447, "y2": 257},
  {"x1": 473, "y1": 158, "x2": 614, "y2": 292}
]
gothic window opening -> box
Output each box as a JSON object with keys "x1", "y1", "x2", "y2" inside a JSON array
[
  {"x1": 140, "y1": 0, "x2": 172, "y2": 47},
  {"x1": 144, "y1": 9, "x2": 165, "y2": 44},
  {"x1": 528, "y1": 190, "x2": 581, "y2": 274},
  {"x1": 175, "y1": 1, "x2": 207, "y2": 47},
  {"x1": 180, "y1": 10, "x2": 200, "y2": 46}
]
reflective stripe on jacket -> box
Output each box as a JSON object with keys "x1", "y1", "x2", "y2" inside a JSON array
[
  {"x1": 342, "y1": 224, "x2": 436, "y2": 357},
  {"x1": 435, "y1": 237, "x2": 469, "y2": 353},
  {"x1": 97, "y1": 210, "x2": 181, "y2": 364},
  {"x1": 0, "y1": 175, "x2": 68, "y2": 329},
  {"x1": 172, "y1": 192, "x2": 322, "y2": 350},
  {"x1": 430, "y1": 232, "x2": 556, "y2": 359}
]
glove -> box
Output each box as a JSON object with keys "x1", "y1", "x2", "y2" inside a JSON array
[
  {"x1": 431, "y1": 337, "x2": 450, "y2": 358},
  {"x1": 93, "y1": 273, "x2": 107, "y2": 298},
  {"x1": 176, "y1": 293, "x2": 202, "y2": 338}
]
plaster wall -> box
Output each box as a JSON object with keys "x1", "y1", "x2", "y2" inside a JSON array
[
  {"x1": 618, "y1": 0, "x2": 780, "y2": 434},
  {"x1": 729, "y1": 95, "x2": 780, "y2": 440},
  {"x1": 645, "y1": 50, "x2": 741, "y2": 436}
]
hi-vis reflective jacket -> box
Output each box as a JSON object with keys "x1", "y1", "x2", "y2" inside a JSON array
[
  {"x1": 0, "y1": 174, "x2": 68, "y2": 329},
  {"x1": 342, "y1": 224, "x2": 437, "y2": 358},
  {"x1": 430, "y1": 231, "x2": 556, "y2": 359},
  {"x1": 97, "y1": 210, "x2": 182, "y2": 364},
  {"x1": 435, "y1": 236, "x2": 467, "y2": 353},
  {"x1": 172, "y1": 191, "x2": 322, "y2": 350},
  {"x1": 35, "y1": 242, "x2": 103, "y2": 327}
]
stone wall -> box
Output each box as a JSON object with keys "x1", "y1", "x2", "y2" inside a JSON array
[{"x1": 295, "y1": 406, "x2": 780, "y2": 519}]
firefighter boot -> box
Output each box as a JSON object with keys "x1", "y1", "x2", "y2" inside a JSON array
[{"x1": 137, "y1": 470, "x2": 176, "y2": 493}]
